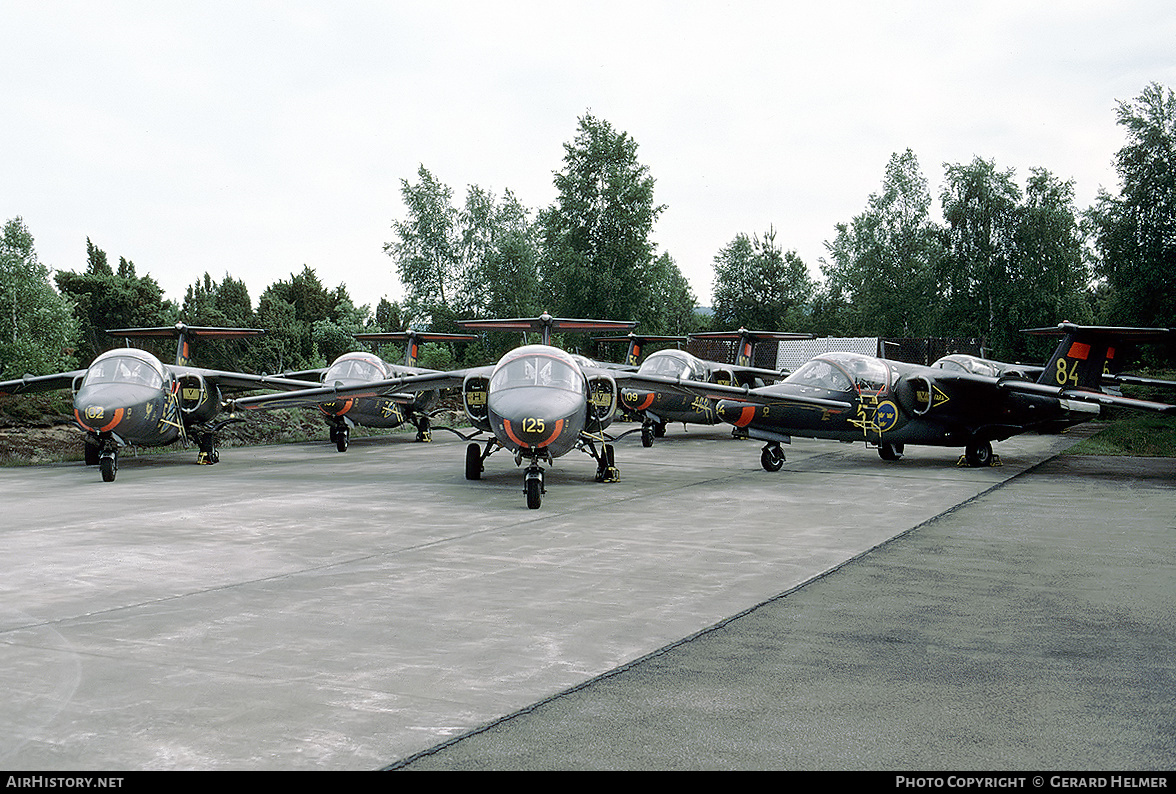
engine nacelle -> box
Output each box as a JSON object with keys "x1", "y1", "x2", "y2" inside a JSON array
[
  {"x1": 179, "y1": 373, "x2": 221, "y2": 423},
  {"x1": 894, "y1": 374, "x2": 934, "y2": 416},
  {"x1": 586, "y1": 373, "x2": 618, "y2": 429},
  {"x1": 462, "y1": 373, "x2": 491, "y2": 432}
]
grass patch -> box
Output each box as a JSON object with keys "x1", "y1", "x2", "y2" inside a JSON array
[{"x1": 1066, "y1": 413, "x2": 1176, "y2": 456}]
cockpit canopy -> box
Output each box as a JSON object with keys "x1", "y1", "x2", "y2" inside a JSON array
[
  {"x1": 638, "y1": 350, "x2": 706, "y2": 380},
  {"x1": 933, "y1": 354, "x2": 999, "y2": 378},
  {"x1": 324, "y1": 352, "x2": 387, "y2": 383},
  {"x1": 83, "y1": 350, "x2": 166, "y2": 389},
  {"x1": 490, "y1": 346, "x2": 584, "y2": 394},
  {"x1": 784, "y1": 352, "x2": 889, "y2": 394}
]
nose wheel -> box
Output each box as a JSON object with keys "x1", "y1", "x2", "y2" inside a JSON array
[
  {"x1": 760, "y1": 442, "x2": 785, "y2": 472},
  {"x1": 99, "y1": 449, "x2": 117, "y2": 482},
  {"x1": 524, "y1": 465, "x2": 545, "y2": 509}
]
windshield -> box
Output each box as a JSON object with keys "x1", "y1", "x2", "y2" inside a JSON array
[
  {"x1": 785, "y1": 353, "x2": 889, "y2": 395},
  {"x1": 83, "y1": 355, "x2": 164, "y2": 389},
  {"x1": 639, "y1": 351, "x2": 702, "y2": 379},
  {"x1": 934, "y1": 355, "x2": 997, "y2": 377},
  {"x1": 784, "y1": 358, "x2": 853, "y2": 392},
  {"x1": 490, "y1": 351, "x2": 583, "y2": 393},
  {"x1": 325, "y1": 356, "x2": 385, "y2": 382}
]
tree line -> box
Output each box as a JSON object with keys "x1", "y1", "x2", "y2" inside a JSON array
[{"x1": 2, "y1": 83, "x2": 1173, "y2": 380}]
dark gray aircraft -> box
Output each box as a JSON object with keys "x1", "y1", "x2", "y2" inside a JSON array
[
  {"x1": 230, "y1": 314, "x2": 706, "y2": 509},
  {"x1": 616, "y1": 329, "x2": 810, "y2": 446},
  {"x1": 282, "y1": 331, "x2": 478, "y2": 451},
  {"x1": 675, "y1": 324, "x2": 1175, "y2": 471},
  {"x1": 0, "y1": 324, "x2": 320, "y2": 481}
]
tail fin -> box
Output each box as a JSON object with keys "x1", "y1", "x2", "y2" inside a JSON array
[
  {"x1": 106, "y1": 323, "x2": 264, "y2": 366},
  {"x1": 457, "y1": 313, "x2": 636, "y2": 346},
  {"x1": 593, "y1": 333, "x2": 687, "y2": 366},
  {"x1": 688, "y1": 329, "x2": 813, "y2": 367},
  {"x1": 354, "y1": 331, "x2": 478, "y2": 367},
  {"x1": 1025, "y1": 323, "x2": 1172, "y2": 391}
]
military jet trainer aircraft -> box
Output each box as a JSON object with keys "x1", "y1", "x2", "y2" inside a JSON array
[
  {"x1": 0, "y1": 323, "x2": 321, "y2": 481},
  {"x1": 616, "y1": 329, "x2": 811, "y2": 446},
  {"x1": 282, "y1": 330, "x2": 478, "y2": 451},
  {"x1": 676, "y1": 323, "x2": 1175, "y2": 471},
  {"x1": 229, "y1": 314, "x2": 710, "y2": 509}
]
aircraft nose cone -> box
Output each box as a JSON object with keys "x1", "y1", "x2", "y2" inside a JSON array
[
  {"x1": 621, "y1": 389, "x2": 657, "y2": 412},
  {"x1": 74, "y1": 384, "x2": 154, "y2": 432},
  {"x1": 715, "y1": 400, "x2": 760, "y2": 427},
  {"x1": 489, "y1": 387, "x2": 580, "y2": 449}
]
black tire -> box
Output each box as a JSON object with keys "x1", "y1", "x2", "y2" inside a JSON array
[
  {"x1": 465, "y1": 443, "x2": 482, "y2": 480},
  {"x1": 965, "y1": 440, "x2": 993, "y2": 467},
  {"x1": 99, "y1": 454, "x2": 116, "y2": 482},
  {"x1": 760, "y1": 444, "x2": 784, "y2": 472},
  {"x1": 335, "y1": 428, "x2": 348, "y2": 453},
  {"x1": 653, "y1": 421, "x2": 666, "y2": 439},
  {"x1": 525, "y1": 476, "x2": 542, "y2": 509},
  {"x1": 641, "y1": 424, "x2": 653, "y2": 447},
  {"x1": 878, "y1": 442, "x2": 904, "y2": 461}
]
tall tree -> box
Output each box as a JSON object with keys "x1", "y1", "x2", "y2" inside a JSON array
[
  {"x1": 459, "y1": 186, "x2": 541, "y2": 322},
  {"x1": 643, "y1": 252, "x2": 699, "y2": 335},
  {"x1": 821, "y1": 150, "x2": 941, "y2": 336},
  {"x1": 938, "y1": 157, "x2": 1022, "y2": 352},
  {"x1": 712, "y1": 228, "x2": 814, "y2": 331},
  {"x1": 56, "y1": 239, "x2": 175, "y2": 361},
  {"x1": 1087, "y1": 82, "x2": 1176, "y2": 338},
  {"x1": 1009, "y1": 169, "x2": 1092, "y2": 357},
  {"x1": 0, "y1": 217, "x2": 79, "y2": 377},
  {"x1": 540, "y1": 112, "x2": 665, "y2": 324},
  {"x1": 385, "y1": 165, "x2": 461, "y2": 324}
]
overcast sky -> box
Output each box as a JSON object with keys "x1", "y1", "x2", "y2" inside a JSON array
[{"x1": 3, "y1": 1, "x2": 1174, "y2": 314}]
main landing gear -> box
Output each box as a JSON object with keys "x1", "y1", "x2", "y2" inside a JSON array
[
  {"x1": 878, "y1": 442, "x2": 904, "y2": 461},
  {"x1": 414, "y1": 415, "x2": 432, "y2": 443},
  {"x1": 196, "y1": 431, "x2": 220, "y2": 465},
  {"x1": 962, "y1": 439, "x2": 996, "y2": 468},
  {"x1": 640, "y1": 420, "x2": 666, "y2": 448}
]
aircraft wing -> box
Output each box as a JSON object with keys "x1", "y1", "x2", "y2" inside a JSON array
[
  {"x1": 608, "y1": 371, "x2": 853, "y2": 412},
  {"x1": 228, "y1": 369, "x2": 476, "y2": 411},
  {"x1": 175, "y1": 367, "x2": 323, "y2": 393},
  {"x1": 0, "y1": 370, "x2": 88, "y2": 396},
  {"x1": 997, "y1": 377, "x2": 1176, "y2": 414}
]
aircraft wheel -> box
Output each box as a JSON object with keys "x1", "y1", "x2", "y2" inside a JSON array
[
  {"x1": 641, "y1": 423, "x2": 654, "y2": 447},
  {"x1": 653, "y1": 421, "x2": 666, "y2": 439},
  {"x1": 99, "y1": 452, "x2": 117, "y2": 482},
  {"x1": 465, "y1": 443, "x2": 483, "y2": 480},
  {"x1": 416, "y1": 416, "x2": 431, "y2": 443},
  {"x1": 760, "y1": 444, "x2": 785, "y2": 472},
  {"x1": 335, "y1": 427, "x2": 349, "y2": 453},
  {"x1": 525, "y1": 476, "x2": 542, "y2": 510},
  {"x1": 878, "y1": 442, "x2": 904, "y2": 461},
  {"x1": 965, "y1": 440, "x2": 993, "y2": 467}
]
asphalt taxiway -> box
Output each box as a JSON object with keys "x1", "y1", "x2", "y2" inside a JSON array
[{"x1": 0, "y1": 424, "x2": 1171, "y2": 770}]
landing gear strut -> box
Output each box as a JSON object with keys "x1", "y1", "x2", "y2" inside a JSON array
[{"x1": 878, "y1": 441, "x2": 904, "y2": 461}]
